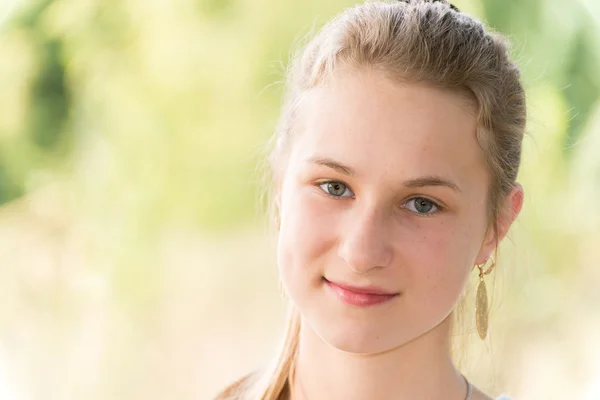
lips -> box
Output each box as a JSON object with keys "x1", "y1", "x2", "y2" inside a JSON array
[{"x1": 324, "y1": 278, "x2": 399, "y2": 307}]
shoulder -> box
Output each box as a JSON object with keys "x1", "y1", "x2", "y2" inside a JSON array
[
  {"x1": 472, "y1": 386, "x2": 514, "y2": 400},
  {"x1": 472, "y1": 385, "x2": 513, "y2": 400}
]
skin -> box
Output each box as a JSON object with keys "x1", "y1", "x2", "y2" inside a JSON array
[{"x1": 275, "y1": 68, "x2": 524, "y2": 400}]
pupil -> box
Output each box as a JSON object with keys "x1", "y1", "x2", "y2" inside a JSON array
[
  {"x1": 329, "y1": 183, "x2": 344, "y2": 196},
  {"x1": 416, "y1": 199, "x2": 433, "y2": 213}
]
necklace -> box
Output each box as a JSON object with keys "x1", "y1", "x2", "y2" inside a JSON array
[{"x1": 463, "y1": 375, "x2": 473, "y2": 400}]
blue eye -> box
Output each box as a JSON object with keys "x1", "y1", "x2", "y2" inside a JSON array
[
  {"x1": 319, "y1": 181, "x2": 354, "y2": 198},
  {"x1": 405, "y1": 197, "x2": 440, "y2": 215}
]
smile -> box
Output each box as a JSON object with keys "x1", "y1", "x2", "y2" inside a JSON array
[{"x1": 323, "y1": 278, "x2": 400, "y2": 307}]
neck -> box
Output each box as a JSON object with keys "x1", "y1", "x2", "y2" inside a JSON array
[{"x1": 290, "y1": 314, "x2": 468, "y2": 400}]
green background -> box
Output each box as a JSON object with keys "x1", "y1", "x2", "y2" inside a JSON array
[{"x1": 0, "y1": 0, "x2": 598, "y2": 399}]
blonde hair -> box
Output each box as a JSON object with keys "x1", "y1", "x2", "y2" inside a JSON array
[{"x1": 216, "y1": 0, "x2": 526, "y2": 398}]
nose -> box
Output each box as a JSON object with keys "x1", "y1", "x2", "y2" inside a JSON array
[{"x1": 337, "y1": 207, "x2": 393, "y2": 274}]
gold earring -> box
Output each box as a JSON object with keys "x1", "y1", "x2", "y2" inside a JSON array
[{"x1": 475, "y1": 255, "x2": 495, "y2": 340}]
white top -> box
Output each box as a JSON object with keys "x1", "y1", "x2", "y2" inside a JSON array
[{"x1": 496, "y1": 396, "x2": 513, "y2": 400}]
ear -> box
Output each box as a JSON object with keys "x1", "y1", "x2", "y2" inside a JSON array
[
  {"x1": 272, "y1": 169, "x2": 285, "y2": 230},
  {"x1": 274, "y1": 190, "x2": 282, "y2": 230},
  {"x1": 275, "y1": 193, "x2": 282, "y2": 213},
  {"x1": 274, "y1": 170, "x2": 283, "y2": 207},
  {"x1": 475, "y1": 183, "x2": 525, "y2": 264}
]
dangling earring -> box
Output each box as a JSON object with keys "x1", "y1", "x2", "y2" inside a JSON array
[{"x1": 475, "y1": 255, "x2": 495, "y2": 340}]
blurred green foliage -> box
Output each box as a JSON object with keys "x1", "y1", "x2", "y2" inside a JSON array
[
  {"x1": 0, "y1": 1, "x2": 599, "y2": 399},
  {"x1": 0, "y1": 0, "x2": 598, "y2": 225}
]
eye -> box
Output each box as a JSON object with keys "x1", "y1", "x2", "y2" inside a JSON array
[
  {"x1": 318, "y1": 181, "x2": 354, "y2": 198},
  {"x1": 405, "y1": 197, "x2": 440, "y2": 215}
]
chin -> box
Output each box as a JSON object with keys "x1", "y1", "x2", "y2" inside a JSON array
[
  {"x1": 312, "y1": 317, "x2": 402, "y2": 355},
  {"x1": 327, "y1": 336, "x2": 388, "y2": 355}
]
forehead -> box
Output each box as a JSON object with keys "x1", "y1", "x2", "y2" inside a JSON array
[{"x1": 290, "y1": 69, "x2": 488, "y2": 189}]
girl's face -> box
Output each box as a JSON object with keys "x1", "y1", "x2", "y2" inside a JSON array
[{"x1": 276, "y1": 69, "x2": 500, "y2": 355}]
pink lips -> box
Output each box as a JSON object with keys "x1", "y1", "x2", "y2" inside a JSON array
[{"x1": 324, "y1": 278, "x2": 399, "y2": 307}]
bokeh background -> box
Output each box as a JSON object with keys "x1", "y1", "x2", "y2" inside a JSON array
[{"x1": 0, "y1": 0, "x2": 599, "y2": 399}]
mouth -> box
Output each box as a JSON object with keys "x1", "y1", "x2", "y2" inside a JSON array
[{"x1": 323, "y1": 278, "x2": 400, "y2": 307}]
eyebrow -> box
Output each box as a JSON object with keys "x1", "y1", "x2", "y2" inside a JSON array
[{"x1": 305, "y1": 156, "x2": 462, "y2": 193}]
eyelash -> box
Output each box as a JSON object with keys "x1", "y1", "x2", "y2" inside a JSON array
[{"x1": 315, "y1": 180, "x2": 444, "y2": 216}]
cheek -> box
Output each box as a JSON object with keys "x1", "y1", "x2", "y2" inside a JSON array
[
  {"x1": 401, "y1": 218, "x2": 480, "y2": 308},
  {"x1": 277, "y1": 187, "x2": 337, "y2": 289}
]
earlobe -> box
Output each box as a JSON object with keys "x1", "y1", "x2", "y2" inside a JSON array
[{"x1": 475, "y1": 229, "x2": 496, "y2": 266}]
